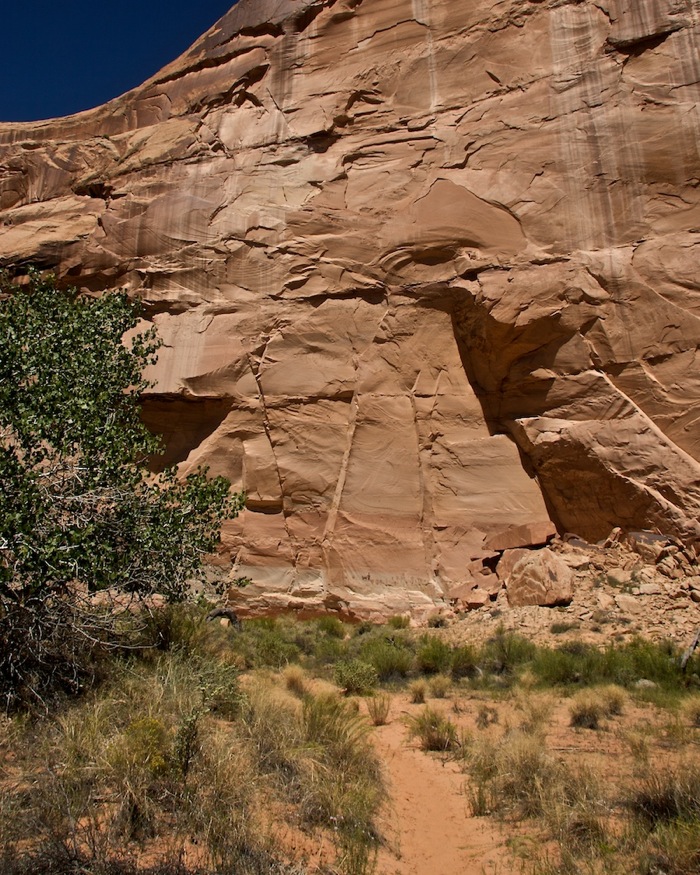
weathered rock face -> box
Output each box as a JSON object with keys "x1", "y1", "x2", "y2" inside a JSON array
[{"x1": 1, "y1": 0, "x2": 699, "y2": 617}]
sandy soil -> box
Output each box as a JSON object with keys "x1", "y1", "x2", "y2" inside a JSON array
[
  {"x1": 367, "y1": 696, "x2": 513, "y2": 875},
  {"x1": 357, "y1": 684, "x2": 700, "y2": 875}
]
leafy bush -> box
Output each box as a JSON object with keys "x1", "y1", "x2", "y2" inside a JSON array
[
  {"x1": 316, "y1": 615, "x2": 346, "y2": 638},
  {"x1": 0, "y1": 272, "x2": 243, "y2": 710},
  {"x1": 416, "y1": 636, "x2": 453, "y2": 675},
  {"x1": 451, "y1": 644, "x2": 478, "y2": 679},
  {"x1": 334, "y1": 660, "x2": 378, "y2": 695},
  {"x1": 359, "y1": 636, "x2": 413, "y2": 680},
  {"x1": 482, "y1": 630, "x2": 537, "y2": 676},
  {"x1": 532, "y1": 638, "x2": 691, "y2": 691}
]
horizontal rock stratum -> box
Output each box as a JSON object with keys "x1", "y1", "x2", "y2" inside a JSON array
[{"x1": 1, "y1": 0, "x2": 699, "y2": 618}]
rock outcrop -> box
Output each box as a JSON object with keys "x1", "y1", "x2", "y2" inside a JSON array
[{"x1": 1, "y1": 0, "x2": 699, "y2": 617}]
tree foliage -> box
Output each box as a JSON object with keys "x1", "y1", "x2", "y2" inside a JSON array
[{"x1": 0, "y1": 270, "x2": 244, "y2": 708}]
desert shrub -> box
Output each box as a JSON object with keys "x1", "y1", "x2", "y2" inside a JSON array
[
  {"x1": 140, "y1": 603, "x2": 211, "y2": 654},
  {"x1": 359, "y1": 636, "x2": 413, "y2": 680},
  {"x1": 366, "y1": 693, "x2": 391, "y2": 726},
  {"x1": 531, "y1": 638, "x2": 692, "y2": 692},
  {"x1": 387, "y1": 615, "x2": 410, "y2": 629},
  {"x1": 482, "y1": 630, "x2": 536, "y2": 676},
  {"x1": 451, "y1": 644, "x2": 478, "y2": 679},
  {"x1": 231, "y1": 619, "x2": 301, "y2": 669},
  {"x1": 532, "y1": 641, "x2": 599, "y2": 687},
  {"x1": 316, "y1": 616, "x2": 346, "y2": 638},
  {"x1": 406, "y1": 707, "x2": 459, "y2": 752},
  {"x1": 416, "y1": 636, "x2": 452, "y2": 675},
  {"x1": 408, "y1": 679, "x2": 427, "y2": 704},
  {"x1": 334, "y1": 660, "x2": 378, "y2": 695},
  {"x1": 550, "y1": 622, "x2": 580, "y2": 635}
]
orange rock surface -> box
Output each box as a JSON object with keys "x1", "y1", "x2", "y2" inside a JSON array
[{"x1": 1, "y1": 0, "x2": 699, "y2": 617}]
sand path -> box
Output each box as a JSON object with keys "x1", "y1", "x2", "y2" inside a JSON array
[{"x1": 370, "y1": 706, "x2": 511, "y2": 875}]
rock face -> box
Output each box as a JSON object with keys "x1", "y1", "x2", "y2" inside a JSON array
[{"x1": 1, "y1": 0, "x2": 700, "y2": 617}]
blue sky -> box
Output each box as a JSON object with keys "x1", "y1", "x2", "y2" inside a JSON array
[{"x1": 0, "y1": 2, "x2": 237, "y2": 122}]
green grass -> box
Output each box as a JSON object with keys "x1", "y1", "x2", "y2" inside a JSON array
[{"x1": 406, "y1": 707, "x2": 460, "y2": 752}]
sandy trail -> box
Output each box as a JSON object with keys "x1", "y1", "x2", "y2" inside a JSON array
[{"x1": 370, "y1": 705, "x2": 511, "y2": 875}]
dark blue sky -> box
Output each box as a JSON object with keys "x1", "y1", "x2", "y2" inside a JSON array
[{"x1": 1, "y1": 2, "x2": 237, "y2": 122}]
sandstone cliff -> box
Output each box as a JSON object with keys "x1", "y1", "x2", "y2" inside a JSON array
[{"x1": 1, "y1": 0, "x2": 699, "y2": 617}]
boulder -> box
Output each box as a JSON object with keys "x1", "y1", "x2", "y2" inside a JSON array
[
  {"x1": 506, "y1": 549, "x2": 574, "y2": 607},
  {"x1": 496, "y1": 548, "x2": 532, "y2": 581},
  {"x1": 447, "y1": 582, "x2": 491, "y2": 610}
]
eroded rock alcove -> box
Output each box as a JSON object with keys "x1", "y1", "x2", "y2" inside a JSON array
[{"x1": 1, "y1": 0, "x2": 699, "y2": 617}]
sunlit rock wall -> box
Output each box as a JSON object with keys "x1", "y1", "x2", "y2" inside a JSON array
[{"x1": 1, "y1": 0, "x2": 699, "y2": 617}]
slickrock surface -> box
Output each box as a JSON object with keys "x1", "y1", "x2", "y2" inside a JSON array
[{"x1": 1, "y1": 0, "x2": 700, "y2": 617}]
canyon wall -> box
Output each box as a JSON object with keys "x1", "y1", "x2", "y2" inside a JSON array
[{"x1": 1, "y1": 0, "x2": 699, "y2": 617}]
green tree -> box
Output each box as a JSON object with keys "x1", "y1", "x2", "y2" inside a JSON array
[{"x1": 0, "y1": 270, "x2": 244, "y2": 708}]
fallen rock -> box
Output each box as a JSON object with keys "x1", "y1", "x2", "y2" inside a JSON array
[
  {"x1": 486, "y1": 522, "x2": 557, "y2": 552},
  {"x1": 615, "y1": 593, "x2": 642, "y2": 614},
  {"x1": 496, "y1": 548, "x2": 532, "y2": 581},
  {"x1": 447, "y1": 582, "x2": 491, "y2": 610},
  {"x1": 506, "y1": 549, "x2": 574, "y2": 608},
  {"x1": 638, "y1": 582, "x2": 663, "y2": 596}
]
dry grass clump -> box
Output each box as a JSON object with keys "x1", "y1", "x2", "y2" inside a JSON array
[
  {"x1": 0, "y1": 656, "x2": 280, "y2": 874},
  {"x1": 569, "y1": 692, "x2": 605, "y2": 730},
  {"x1": 406, "y1": 707, "x2": 460, "y2": 752},
  {"x1": 514, "y1": 691, "x2": 555, "y2": 734},
  {"x1": 408, "y1": 679, "x2": 427, "y2": 704},
  {"x1": 429, "y1": 674, "x2": 451, "y2": 699},
  {"x1": 367, "y1": 693, "x2": 391, "y2": 726},
  {"x1": 243, "y1": 683, "x2": 384, "y2": 871},
  {"x1": 626, "y1": 764, "x2": 700, "y2": 828},
  {"x1": 680, "y1": 693, "x2": 700, "y2": 728},
  {"x1": 597, "y1": 684, "x2": 627, "y2": 717},
  {"x1": 466, "y1": 731, "x2": 566, "y2": 819},
  {"x1": 282, "y1": 664, "x2": 309, "y2": 698},
  {"x1": 569, "y1": 685, "x2": 628, "y2": 730},
  {"x1": 475, "y1": 704, "x2": 499, "y2": 730}
]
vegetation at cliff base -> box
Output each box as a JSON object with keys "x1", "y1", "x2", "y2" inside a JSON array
[{"x1": 0, "y1": 270, "x2": 244, "y2": 710}]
